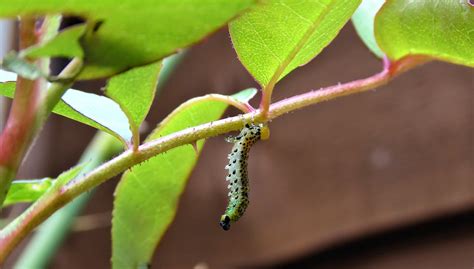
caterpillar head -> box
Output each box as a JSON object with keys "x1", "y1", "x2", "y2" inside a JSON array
[{"x1": 220, "y1": 215, "x2": 231, "y2": 231}]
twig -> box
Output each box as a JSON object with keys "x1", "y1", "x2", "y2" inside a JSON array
[
  {"x1": 0, "y1": 55, "x2": 427, "y2": 262},
  {"x1": 0, "y1": 17, "x2": 44, "y2": 207}
]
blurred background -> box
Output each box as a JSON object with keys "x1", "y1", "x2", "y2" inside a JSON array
[{"x1": 1, "y1": 19, "x2": 473, "y2": 268}]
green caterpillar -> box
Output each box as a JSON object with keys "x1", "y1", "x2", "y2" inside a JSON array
[{"x1": 220, "y1": 123, "x2": 263, "y2": 231}]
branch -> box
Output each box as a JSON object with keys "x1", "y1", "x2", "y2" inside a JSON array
[
  {"x1": 0, "y1": 15, "x2": 83, "y2": 208},
  {"x1": 207, "y1": 94, "x2": 255, "y2": 113},
  {"x1": 0, "y1": 17, "x2": 43, "y2": 207},
  {"x1": 0, "y1": 56, "x2": 428, "y2": 262},
  {"x1": 14, "y1": 132, "x2": 122, "y2": 269},
  {"x1": 14, "y1": 48, "x2": 184, "y2": 269},
  {"x1": 0, "y1": 56, "x2": 82, "y2": 207}
]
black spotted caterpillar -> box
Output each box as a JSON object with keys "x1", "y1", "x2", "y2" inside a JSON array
[{"x1": 220, "y1": 123, "x2": 268, "y2": 231}]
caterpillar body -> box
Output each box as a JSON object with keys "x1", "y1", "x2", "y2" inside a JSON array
[{"x1": 220, "y1": 123, "x2": 263, "y2": 231}]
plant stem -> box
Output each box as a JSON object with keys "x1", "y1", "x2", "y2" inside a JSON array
[
  {"x1": 208, "y1": 94, "x2": 254, "y2": 113},
  {"x1": 41, "y1": 58, "x2": 82, "y2": 114},
  {"x1": 0, "y1": 16, "x2": 82, "y2": 208},
  {"x1": 0, "y1": 17, "x2": 43, "y2": 207},
  {"x1": 14, "y1": 132, "x2": 122, "y2": 269},
  {"x1": 13, "y1": 50, "x2": 184, "y2": 269},
  {"x1": 0, "y1": 56, "x2": 427, "y2": 262},
  {"x1": 0, "y1": 56, "x2": 82, "y2": 209}
]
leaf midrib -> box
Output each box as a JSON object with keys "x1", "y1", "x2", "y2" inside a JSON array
[{"x1": 265, "y1": 0, "x2": 337, "y2": 89}]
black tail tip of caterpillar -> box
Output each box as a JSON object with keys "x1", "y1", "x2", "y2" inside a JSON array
[{"x1": 220, "y1": 215, "x2": 231, "y2": 231}]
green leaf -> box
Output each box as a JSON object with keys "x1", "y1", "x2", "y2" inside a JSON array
[
  {"x1": 22, "y1": 24, "x2": 87, "y2": 59},
  {"x1": 0, "y1": 165, "x2": 84, "y2": 236},
  {"x1": 230, "y1": 87, "x2": 258, "y2": 103},
  {"x1": 230, "y1": 0, "x2": 362, "y2": 87},
  {"x1": 2, "y1": 52, "x2": 45, "y2": 80},
  {"x1": 351, "y1": 0, "x2": 385, "y2": 58},
  {"x1": 0, "y1": 81, "x2": 15, "y2": 97},
  {"x1": 158, "y1": 52, "x2": 186, "y2": 85},
  {"x1": 59, "y1": 89, "x2": 132, "y2": 146},
  {"x1": 111, "y1": 89, "x2": 253, "y2": 268},
  {"x1": 375, "y1": 0, "x2": 474, "y2": 67},
  {"x1": 50, "y1": 165, "x2": 86, "y2": 190},
  {"x1": 3, "y1": 178, "x2": 53, "y2": 207},
  {"x1": 105, "y1": 61, "x2": 162, "y2": 146},
  {"x1": 40, "y1": 14, "x2": 63, "y2": 43},
  {"x1": 0, "y1": 0, "x2": 256, "y2": 79},
  {"x1": 0, "y1": 76, "x2": 132, "y2": 146}
]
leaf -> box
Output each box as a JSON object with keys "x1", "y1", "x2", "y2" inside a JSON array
[
  {"x1": 22, "y1": 24, "x2": 87, "y2": 59},
  {"x1": 0, "y1": 81, "x2": 15, "y2": 98},
  {"x1": 0, "y1": 70, "x2": 132, "y2": 146},
  {"x1": 158, "y1": 52, "x2": 186, "y2": 85},
  {"x1": 0, "y1": 0, "x2": 256, "y2": 79},
  {"x1": 0, "y1": 165, "x2": 84, "y2": 236},
  {"x1": 375, "y1": 0, "x2": 474, "y2": 67},
  {"x1": 230, "y1": 87, "x2": 258, "y2": 103},
  {"x1": 230, "y1": 0, "x2": 362, "y2": 87},
  {"x1": 111, "y1": 89, "x2": 254, "y2": 268},
  {"x1": 59, "y1": 89, "x2": 132, "y2": 146},
  {"x1": 51, "y1": 165, "x2": 86, "y2": 190},
  {"x1": 105, "y1": 61, "x2": 162, "y2": 146},
  {"x1": 40, "y1": 14, "x2": 63, "y2": 43},
  {"x1": 3, "y1": 178, "x2": 54, "y2": 207},
  {"x1": 351, "y1": 0, "x2": 385, "y2": 58},
  {"x1": 2, "y1": 52, "x2": 45, "y2": 80}
]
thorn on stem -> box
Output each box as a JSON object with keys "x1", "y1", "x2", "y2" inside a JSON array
[{"x1": 190, "y1": 142, "x2": 199, "y2": 154}]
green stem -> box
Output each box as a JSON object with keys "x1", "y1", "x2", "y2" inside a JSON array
[
  {"x1": 41, "y1": 58, "x2": 83, "y2": 114},
  {"x1": 14, "y1": 132, "x2": 122, "y2": 269},
  {"x1": 0, "y1": 56, "x2": 427, "y2": 262}
]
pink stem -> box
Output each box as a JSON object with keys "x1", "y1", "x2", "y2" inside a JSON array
[
  {"x1": 0, "y1": 55, "x2": 429, "y2": 263},
  {"x1": 0, "y1": 17, "x2": 44, "y2": 206}
]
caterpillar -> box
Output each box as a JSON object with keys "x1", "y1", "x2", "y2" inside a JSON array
[{"x1": 219, "y1": 123, "x2": 264, "y2": 231}]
